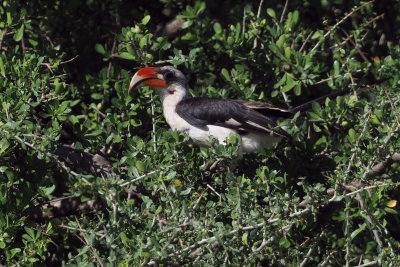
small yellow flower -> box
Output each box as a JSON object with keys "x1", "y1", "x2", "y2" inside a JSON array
[
  {"x1": 387, "y1": 200, "x2": 397, "y2": 208},
  {"x1": 373, "y1": 56, "x2": 381, "y2": 64},
  {"x1": 174, "y1": 179, "x2": 183, "y2": 187}
]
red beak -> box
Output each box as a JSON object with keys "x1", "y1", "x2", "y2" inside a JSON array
[{"x1": 128, "y1": 67, "x2": 168, "y2": 95}]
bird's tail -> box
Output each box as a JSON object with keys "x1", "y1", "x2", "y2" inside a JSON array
[{"x1": 288, "y1": 89, "x2": 349, "y2": 114}]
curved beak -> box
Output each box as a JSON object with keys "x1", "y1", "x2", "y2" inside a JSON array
[{"x1": 128, "y1": 67, "x2": 168, "y2": 95}]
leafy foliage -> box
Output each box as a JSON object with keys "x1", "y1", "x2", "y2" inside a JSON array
[{"x1": 1, "y1": 0, "x2": 400, "y2": 265}]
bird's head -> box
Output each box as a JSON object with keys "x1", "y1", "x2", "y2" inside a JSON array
[{"x1": 129, "y1": 66, "x2": 188, "y2": 98}]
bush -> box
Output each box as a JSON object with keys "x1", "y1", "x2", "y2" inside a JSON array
[{"x1": 1, "y1": 0, "x2": 400, "y2": 265}]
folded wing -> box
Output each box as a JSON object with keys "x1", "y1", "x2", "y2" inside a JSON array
[{"x1": 175, "y1": 98, "x2": 291, "y2": 138}]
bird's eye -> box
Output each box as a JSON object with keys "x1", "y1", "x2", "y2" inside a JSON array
[{"x1": 164, "y1": 71, "x2": 174, "y2": 80}]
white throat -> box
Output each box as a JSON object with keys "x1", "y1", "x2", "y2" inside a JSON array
[{"x1": 156, "y1": 83, "x2": 190, "y2": 132}]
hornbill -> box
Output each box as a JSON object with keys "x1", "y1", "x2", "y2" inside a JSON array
[{"x1": 129, "y1": 66, "x2": 346, "y2": 154}]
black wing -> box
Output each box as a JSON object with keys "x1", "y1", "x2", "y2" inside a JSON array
[{"x1": 175, "y1": 98, "x2": 291, "y2": 138}]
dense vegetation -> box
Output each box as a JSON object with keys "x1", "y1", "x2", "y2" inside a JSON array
[{"x1": 1, "y1": 0, "x2": 400, "y2": 265}]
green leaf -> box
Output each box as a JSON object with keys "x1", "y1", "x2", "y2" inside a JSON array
[
  {"x1": 266, "y1": 8, "x2": 276, "y2": 19},
  {"x1": 221, "y1": 68, "x2": 231, "y2": 82},
  {"x1": 0, "y1": 56, "x2": 5, "y2": 77},
  {"x1": 119, "y1": 52, "x2": 136, "y2": 61},
  {"x1": 311, "y1": 31, "x2": 322, "y2": 39},
  {"x1": 180, "y1": 188, "x2": 191, "y2": 195},
  {"x1": 384, "y1": 207, "x2": 398, "y2": 214},
  {"x1": 142, "y1": 15, "x2": 151, "y2": 25},
  {"x1": 276, "y1": 35, "x2": 285, "y2": 49},
  {"x1": 89, "y1": 94, "x2": 103, "y2": 101},
  {"x1": 139, "y1": 37, "x2": 147, "y2": 48},
  {"x1": 292, "y1": 10, "x2": 299, "y2": 24},
  {"x1": 242, "y1": 232, "x2": 248, "y2": 245},
  {"x1": 195, "y1": 2, "x2": 206, "y2": 15},
  {"x1": 279, "y1": 237, "x2": 290, "y2": 248},
  {"x1": 95, "y1": 44, "x2": 106, "y2": 55},
  {"x1": 0, "y1": 139, "x2": 9, "y2": 155},
  {"x1": 293, "y1": 82, "x2": 301, "y2": 96},
  {"x1": 120, "y1": 232, "x2": 128, "y2": 246},
  {"x1": 281, "y1": 79, "x2": 297, "y2": 93},
  {"x1": 312, "y1": 102, "x2": 322, "y2": 113},
  {"x1": 351, "y1": 224, "x2": 366, "y2": 240},
  {"x1": 13, "y1": 24, "x2": 24, "y2": 42},
  {"x1": 348, "y1": 128, "x2": 356, "y2": 141},
  {"x1": 136, "y1": 160, "x2": 145, "y2": 171},
  {"x1": 6, "y1": 12, "x2": 12, "y2": 26},
  {"x1": 284, "y1": 46, "x2": 291, "y2": 59},
  {"x1": 213, "y1": 22, "x2": 222, "y2": 34}
]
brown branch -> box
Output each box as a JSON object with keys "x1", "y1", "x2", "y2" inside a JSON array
[
  {"x1": 366, "y1": 153, "x2": 400, "y2": 178},
  {"x1": 27, "y1": 196, "x2": 105, "y2": 221},
  {"x1": 55, "y1": 144, "x2": 112, "y2": 177}
]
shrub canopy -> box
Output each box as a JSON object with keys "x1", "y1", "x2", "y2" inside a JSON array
[{"x1": 1, "y1": 0, "x2": 400, "y2": 265}]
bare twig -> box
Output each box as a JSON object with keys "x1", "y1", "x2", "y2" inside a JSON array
[
  {"x1": 206, "y1": 184, "x2": 221, "y2": 202},
  {"x1": 119, "y1": 161, "x2": 186, "y2": 187},
  {"x1": 313, "y1": 68, "x2": 365, "y2": 85},
  {"x1": 280, "y1": 0, "x2": 289, "y2": 24},
  {"x1": 299, "y1": 231, "x2": 325, "y2": 267},
  {"x1": 151, "y1": 94, "x2": 157, "y2": 153},
  {"x1": 55, "y1": 144, "x2": 112, "y2": 177},
  {"x1": 107, "y1": 36, "x2": 117, "y2": 79},
  {"x1": 59, "y1": 55, "x2": 79, "y2": 65},
  {"x1": 253, "y1": 0, "x2": 265, "y2": 49},
  {"x1": 90, "y1": 104, "x2": 106, "y2": 118},
  {"x1": 154, "y1": 59, "x2": 173, "y2": 65},
  {"x1": 40, "y1": 62, "x2": 55, "y2": 74},
  {"x1": 58, "y1": 224, "x2": 105, "y2": 238},
  {"x1": 38, "y1": 24, "x2": 54, "y2": 47},
  {"x1": 366, "y1": 153, "x2": 400, "y2": 177},
  {"x1": 167, "y1": 222, "x2": 265, "y2": 258},
  {"x1": 75, "y1": 216, "x2": 105, "y2": 267},
  {"x1": 13, "y1": 136, "x2": 89, "y2": 182},
  {"x1": 341, "y1": 29, "x2": 369, "y2": 62},
  {"x1": 193, "y1": 189, "x2": 207, "y2": 209},
  {"x1": 355, "y1": 192, "x2": 383, "y2": 247},
  {"x1": 28, "y1": 196, "x2": 105, "y2": 221},
  {"x1": 0, "y1": 28, "x2": 7, "y2": 51},
  {"x1": 21, "y1": 36, "x2": 26, "y2": 53},
  {"x1": 355, "y1": 261, "x2": 378, "y2": 267},
  {"x1": 242, "y1": 7, "x2": 246, "y2": 35},
  {"x1": 319, "y1": 247, "x2": 339, "y2": 266},
  {"x1": 256, "y1": 0, "x2": 264, "y2": 20},
  {"x1": 311, "y1": 0, "x2": 376, "y2": 52},
  {"x1": 299, "y1": 31, "x2": 313, "y2": 52}
]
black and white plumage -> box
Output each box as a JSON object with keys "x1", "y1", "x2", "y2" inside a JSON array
[{"x1": 128, "y1": 66, "x2": 343, "y2": 154}]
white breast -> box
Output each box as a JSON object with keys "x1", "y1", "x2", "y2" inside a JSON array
[{"x1": 160, "y1": 92, "x2": 281, "y2": 154}]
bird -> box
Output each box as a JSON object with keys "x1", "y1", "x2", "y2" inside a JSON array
[{"x1": 128, "y1": 66, "x2": 346, "y2": 155}]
